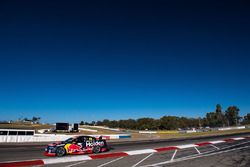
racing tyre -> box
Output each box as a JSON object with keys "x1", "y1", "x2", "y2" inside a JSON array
[
  {"x1": 93, "y1": 146, "x2": 101, "y2": 154},
  {"x1": 56, "y1": 147, "x2": 66, "y2": 157}
]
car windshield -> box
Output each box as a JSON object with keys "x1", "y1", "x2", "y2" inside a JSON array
[{"x1": 64, "y1": 138, "x2": 73, "y2": 143}]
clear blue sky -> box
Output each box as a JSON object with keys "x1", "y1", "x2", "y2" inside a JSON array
[{"x1": 0, "y1": 0, "x2": 250, "y2": 123}]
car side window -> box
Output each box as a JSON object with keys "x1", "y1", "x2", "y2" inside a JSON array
[
  {"x1": 72, "y1": 138, "x2": 78, "y2": 143},
  {"x1": 88, "y1": 137, "x2": 96, "y2": 142},
  {"x1": 65, "y1": 138, "x2": 71, "y2": 143},
  {"x1": 76, "y1": 137, "x2": 81, "y2": 143},
  {"x1": 79, "y1": 137, "x2": 86, "y2": 143}
]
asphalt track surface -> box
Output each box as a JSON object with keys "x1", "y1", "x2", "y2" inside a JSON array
[
  {"x1": 46, "y1": 141, "x2": 250, "y2": 167},
  {"x1": 0, "y1": 132, "x2": 250, "y2": 167}
]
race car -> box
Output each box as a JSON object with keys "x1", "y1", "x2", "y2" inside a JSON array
[{"x1": 44, "y1": 135, "x2": 109, "y2": 156}]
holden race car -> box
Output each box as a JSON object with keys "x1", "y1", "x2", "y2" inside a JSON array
[{"x1": 44, "y1": 136, "x2": 109, "y2": 156}]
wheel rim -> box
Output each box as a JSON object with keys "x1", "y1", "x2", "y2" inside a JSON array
[
  {"x1": 57, "y1": 148, "x2": 65, "y2": 156},
  {"x1": 93, "y1": 146, "x2": 101, "y2": 153}
]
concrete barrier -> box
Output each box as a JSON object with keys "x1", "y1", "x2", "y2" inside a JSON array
[
  {"x1": 0, "y1": 133, "x2": 131, "y2": 143},
  {"x1": 0, "y1": 134, "x2": 75, "y2": 143},
  {"x1": 157, "y1": 130, "x2": 178, "y2": 134},
  {"x1": 139, "y1": 131, "x2": 157, "y2": 134},
  {"x1": 218, "y1": 126, "x2": 245, "y2": 131},
  {"x1": 78, "y1": 128, "x2": 98, "y2": 132},
  {"x1": 95, "y1": 134, "x2": 131, "y2": 140},
  {"x1": 82, "y1": 125, "x2": 121, "y2": 131}
]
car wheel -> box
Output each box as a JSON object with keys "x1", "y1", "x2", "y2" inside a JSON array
[
  {"x1": 93, "y1": 146, "x2": 101, "y2": 154},
  {"x1": 56, "y1": 147, "x2": 66, "y2": 157}
]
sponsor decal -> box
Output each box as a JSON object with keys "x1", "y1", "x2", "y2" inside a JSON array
[
  {"x1": 65, "y1": 144, "x2": 82, "y2": 153},
  {"x1": 86, "y1": 141, "x2": 104, "y2": 147}
]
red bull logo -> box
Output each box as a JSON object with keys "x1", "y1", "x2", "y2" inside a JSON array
[{"x1": 65, "y1": 144, "x2": 81, "y2": 153}]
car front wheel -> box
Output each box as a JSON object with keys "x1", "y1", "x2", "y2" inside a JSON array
[{"x1": 56, "y1": 147, "x2": 66, "y2": 157}]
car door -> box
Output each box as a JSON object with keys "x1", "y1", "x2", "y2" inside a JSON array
[
  {"x1": 86, "y1": 136, "x2": 96, "y2": 147},
  {"x1": 77, "y1": 136, "x2": 87, "y2": 148}
]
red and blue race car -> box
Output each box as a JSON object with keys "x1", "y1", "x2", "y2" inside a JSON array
[{"x1": 44, "y1": 136, "x2": 109, "y2": 156}]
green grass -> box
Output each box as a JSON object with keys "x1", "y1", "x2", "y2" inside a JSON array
[
  {"x1": 131, "y1": 128, "x2": 250, "y2": 139},
  {"x1": 0, "y1": 123, "x2": 53, "y2": 130},
  {"x1": 79, "y1": 125, "x2": 125, "y2": 134}
]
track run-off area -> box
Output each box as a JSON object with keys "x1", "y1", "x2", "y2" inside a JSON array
[{"x1": 0, "y1": 133, "x2": 249, "y2": 167}]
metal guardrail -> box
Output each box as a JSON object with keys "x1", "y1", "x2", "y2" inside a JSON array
[{"x1": 0, "y1": 129, "x2": 35, "y2": 136}]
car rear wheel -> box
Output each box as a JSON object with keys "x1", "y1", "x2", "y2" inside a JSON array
[
  {"x1": 56, "y1": 147, "x2": 66, "y2": 157},
  {"x1": 93, "y1": 146, "x2": 101, "y2": 154}
]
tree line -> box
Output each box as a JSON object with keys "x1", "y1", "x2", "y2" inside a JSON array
[{"x1": 80, "y1": 104, "x2": 250, "y2": 130}]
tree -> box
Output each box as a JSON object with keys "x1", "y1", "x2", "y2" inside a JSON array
[
  {"x1": 206, "y1": 112, "x2": 217, "y2": 127},
  {"x1": 32, "y1": 117, "x2": 41, "y2": 124},
  {"x1": 79, "y1": 121, "x2": 84, "y2": 125},
  {"x1": 136, "y1": 118, "x2": 156, "y2": 130},
  {"x1": 242, "y1": 113, "x2": 250, "y2": 125},
  {"x1": 216, "y1": 104, "x2": 222, "y2": 113},
  {"x1": 90, "y1": 105, "x2": 241, "y2": 130},
  {"x1": 102, "y1": 119, "x2": 110, "y2": 126},
  {"x1": 215, "y1": 104, "x2": 226, "y2": 127},
  {"x1": 205, "y1": 104, "x2": 228, "y2": 127},
  {"x1": 109, "y1": 120, "x2": 118, "y2": 128},
  {"x1": 159, "y1": 116, "x2": 180, "y2": 130},
  {"x1": 118, "y1": 119, "x2": 137, "y2": 129},
  {"x1": 225, "y1": 106, "x2": 240, "y2": 126},
  {"x1": 23, "y1": 117, "x2": 29, "y2": 121},
  {"x1": 96, "y1": 121, "x2": 103, "y2": 126}
]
